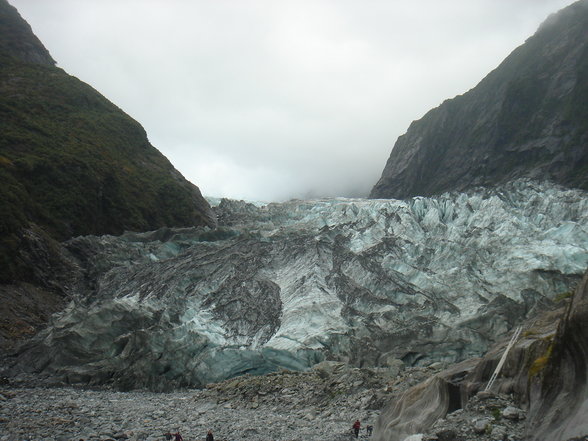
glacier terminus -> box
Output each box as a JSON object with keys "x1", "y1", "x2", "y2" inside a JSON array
[{"x1": 12, "y1": 180, "x2": 588, "y2": 391}]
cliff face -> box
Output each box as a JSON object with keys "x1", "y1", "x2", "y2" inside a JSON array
[
  {"x1": 525, "y1": 266, "x2": 588, "y2": 440},
  {"x1": 0, "y1": 0, "x2": 55, "y2": 66},
  {"x1": 0, "y1": 0, "x2": 215, "y2": 286},
  {"x1": 371, "y1": 0, "x2": 588, "y2": 199},
  {"x1": 373, "y1": 269, "x2": 588, "y2": 441}
]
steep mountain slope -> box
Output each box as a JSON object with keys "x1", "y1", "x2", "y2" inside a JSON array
[
  {"x1": 371, "y1": 0, "x2": 588, "y2": 199},
  {"x1": 0, "y1": 0, "x2": 215, "y2": 351},
  {"x1": 0, "y1": 0, "x2": 215, "y2": 287},
  {"x1": 0, "y1": 0, "x2": 54, "y2": 66},
  {"x1": 10, "y1": 181, "x2": 588, "y2": 391}
]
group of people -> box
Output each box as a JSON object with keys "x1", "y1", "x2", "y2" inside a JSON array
[
  {"x1": 164, "y1": 429, "x2": 214, "y2": 441},
  {"x1": 352, "y1": 420, "x2": 373, "y2": 438}
]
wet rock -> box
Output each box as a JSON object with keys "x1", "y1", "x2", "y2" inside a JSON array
[
  {"x1": 375, "y1": 375, "x2": 458, "y2": 441},
  {"x1": 375, "y1": 267, "x2": 588, "y2": 441},
  {"x1": 524, "y1": 270, "x2": 588, "y2": 441}
]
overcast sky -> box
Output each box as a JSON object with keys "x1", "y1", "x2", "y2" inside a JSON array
[{"x1": 10, "y1": 0, "x2": 577, "y2": 201}]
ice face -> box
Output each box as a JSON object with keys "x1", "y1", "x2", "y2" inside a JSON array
[{"x1": 13, "y1": 180, "x2": 588, "y2": 390}]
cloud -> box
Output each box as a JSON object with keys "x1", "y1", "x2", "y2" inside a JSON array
[{"x1": 10, "y1": 0, "x2": 577, "y2": 201}]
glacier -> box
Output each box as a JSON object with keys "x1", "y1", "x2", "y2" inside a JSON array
[{"x1": 12, "y1": 180, "x2": 588, "y2": 390}]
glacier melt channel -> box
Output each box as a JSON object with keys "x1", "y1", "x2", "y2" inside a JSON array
[{"x1": 13, "y1": 180, "x2": 588, "y2": 390}]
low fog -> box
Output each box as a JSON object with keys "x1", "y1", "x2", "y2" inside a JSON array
[{"x1": 11, "y1": 0, "x2": 576, "y2": 201}]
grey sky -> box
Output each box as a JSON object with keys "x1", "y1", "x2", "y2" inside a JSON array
[{"x1": 10, "y1": 0, "x2": 577, "y2": 201}]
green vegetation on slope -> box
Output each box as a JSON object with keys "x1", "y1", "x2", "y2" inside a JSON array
[{"x1": 0, "y1": 1, "x2": 214, "y2": 284}]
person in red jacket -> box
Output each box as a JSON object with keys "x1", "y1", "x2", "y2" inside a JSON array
[{"x1": 352, "y1": 420, "x2": 361, "y2": 438}]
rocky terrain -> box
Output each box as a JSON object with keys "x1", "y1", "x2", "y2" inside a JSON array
[
  {"x1": 0, "y1": 360, "x2": 403, "y2": 441},
  {"x1": 2, "y1": 276, "x2": 586, "y2": 441},
  {"x1": 0, "y1": 360, "x2": 527, "y2": 441},
  {"x1": 371, "y1": 0, "x2": 588, "y2": 200}
]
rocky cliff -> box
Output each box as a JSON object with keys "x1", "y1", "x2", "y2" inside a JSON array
[
  {"x1": 525, "y1": 266, "x2": 588, "y2": 440},
  {"x1": 0, "y1": 0, "x2": 215, "y2": 345},
  {"x1": 8, "y1": 180, "x2": 588, "y2": 391},
  {"x1": 0, "y1": 0, "x2": 55, "y2": 66},
  {"x1": 373, "y1": 269, "x2": 588, "y2": 441},
  {"x1": 371, "y1": 0, "x2": 588, "y2": 200}
]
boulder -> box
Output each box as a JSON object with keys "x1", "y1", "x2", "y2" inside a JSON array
[
  {"x1": 312, "y1": 361, "x2": 347, "y2": 379},
  {"x1": 473, "y1": 418, "x2": 491, "y2": 434},
  {"x1": 382, "y1": 357, "x2": 406, "y2": 379},
  {"x1": 501, "y1": 406, "x2": 523, "y2": 420}
]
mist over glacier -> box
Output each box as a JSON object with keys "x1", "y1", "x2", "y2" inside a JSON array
[{"x1": 13, "y1": 180, "x2": 588, "y2": 390}]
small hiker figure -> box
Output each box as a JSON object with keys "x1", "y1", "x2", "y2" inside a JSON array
[
  {"x1": 206, "y1": 429, "x2": 214, "y2": 441},
  {"x1": 173, "y1": 432, "x2": 183, "y2": 441},
  {"x1": 352, "y1": 420, "x2": 361, "y2": 438},
  {"x1": 164, "y1": 433, "x2": 173, "y2": 441},
  {"x1": 366, "y1": 424, "x2": 373, "y2": 436}
]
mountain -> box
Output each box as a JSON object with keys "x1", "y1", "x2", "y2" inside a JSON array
[
  {"x1": 0, "y1": 0, "x2": 215, "y2": 350},
  {"x1": 10, "y1": 181, "x2": 588, "y2": 390},
  {"x1": 0, "y1": 0, "x2": 54, "y2": 66},
  {"x1": 370, "y1": 0, "x2": 588, "y2": 199},
  {"x1": 0, "y1": 0, "x2": 216, "y2": 286}
]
